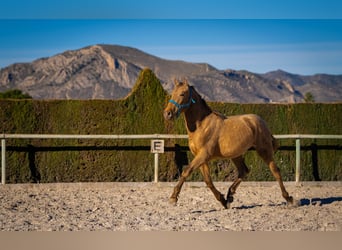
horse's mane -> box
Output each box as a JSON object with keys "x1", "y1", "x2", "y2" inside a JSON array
[
  {"x1": 191, "y1": 86, "x2": 227, "y2": 119},
  {"x1": 213, "y1": 110, "x2": 227, "y2": 119}
]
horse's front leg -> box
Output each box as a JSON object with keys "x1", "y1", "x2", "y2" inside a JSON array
[
  {"x1": 169, "y1": 177, "x2": 186, "y2": 205},
  {"x1": 169, "y1": 153, "x2": 207, "y2": 205},
  {"x1": 200, "y1": 163, "x2": 227, "y2": 209}
]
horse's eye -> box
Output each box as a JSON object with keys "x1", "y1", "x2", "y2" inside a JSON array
[{"x1": 180, "y1": 92, "x2": 185, "y2": 97}]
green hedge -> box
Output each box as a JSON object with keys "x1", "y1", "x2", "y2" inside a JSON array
[{"x1": 1, "y1": 68, "x2": 341, "y2": 183}]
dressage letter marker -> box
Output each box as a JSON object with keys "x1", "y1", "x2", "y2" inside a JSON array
[
  {"x1": 151, "y1": 140, "x2": 164, "y2": 182},
  {"x1": 151, "y1": 140, "x2": 164, "y2": 153}
]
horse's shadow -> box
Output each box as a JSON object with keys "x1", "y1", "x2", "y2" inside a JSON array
[
  {"x1": 299, "y1": 197, "x2": 342, "y2": 206},
  {"x1": 189, "y1": 197, "x2": 342, "y2": 212},
  {"x1": 234, "y1": 204, "x2": 263, "y2": 209},
  {"x1": 191, "y1": 209, "x2": 218, "y2": 214},
  {"x1": 232, "y1": 196, "x2": 342, "y2": 209}
]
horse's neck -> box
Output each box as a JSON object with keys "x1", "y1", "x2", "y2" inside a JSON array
[{"x1": 183, "y1": 98, "x2": 212, "y2": 133}]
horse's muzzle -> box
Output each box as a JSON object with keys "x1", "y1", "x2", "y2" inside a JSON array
[{"x1": 164, "y1": 110, "x2": 174, "y2": 120}]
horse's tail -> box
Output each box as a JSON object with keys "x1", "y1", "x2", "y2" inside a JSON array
[{"x1": 272, "y1": 135, "x2": 278, "y2": 152}]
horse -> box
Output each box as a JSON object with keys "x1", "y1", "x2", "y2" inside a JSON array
[{"x1": 163, "y1": 80, "x2": 296, "y2": 209}]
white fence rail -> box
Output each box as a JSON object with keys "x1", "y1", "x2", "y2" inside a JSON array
[{"x1": 1, "y1": 134, "x2": 342, "y2": 185}]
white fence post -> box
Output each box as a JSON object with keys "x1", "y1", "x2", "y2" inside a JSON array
[
  {"x1": 151, "y1": 140, "x2": 164, "y2": 183},
  {"x1": 295, "y1": 138, "x2": 301, "y2": 183},
  {"x1": 1, "y1": 139, "x2": 5, "y2": 185},
  {"x1": 154, "y1": 153, "x2": 159, "y2": 183}
]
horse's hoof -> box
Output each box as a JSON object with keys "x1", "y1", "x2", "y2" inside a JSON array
[
  {"x1": 222, "y1": 201, "x2": 231, "y2": 209},
  {"x1": 287, "y1": 197, "x2": 300, "y2": 208},
  {"x1": 219, "y1": 195, "x2": 228, "y2": 209},
  {"x1": 227, "y1": 195, "x2": 234, "y2": 203},
  {"x1": 169, "y1": 197, "x2": 178, "y2": 206},
  {"x1": 220, "y1": 200, "x2": 228, "y2": 209}
]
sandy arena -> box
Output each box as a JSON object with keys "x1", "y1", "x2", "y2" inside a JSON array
[{"x1": 0, "y1": 182, "x2": 341, "y2": 231}]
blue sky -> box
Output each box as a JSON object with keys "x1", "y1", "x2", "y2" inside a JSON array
[{"x1": 0, "y1": 1, "x2": 342, "y2": 75}]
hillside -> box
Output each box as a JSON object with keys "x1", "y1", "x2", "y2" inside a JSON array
[{"x1": 0, "y1": 44, "x2": 341, "y2": 102}]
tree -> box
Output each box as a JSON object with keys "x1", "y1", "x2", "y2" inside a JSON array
[
  {"x1": 304, "y1": 92, "x2": 315, "y2": 103},
  {"x1": 0, "y1": 89, "x2": 32, "y2": 99}
]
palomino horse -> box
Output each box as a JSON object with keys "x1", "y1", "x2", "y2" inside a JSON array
[{"x1": 164, "y1": 80, "x2": 296, "y2": 209}]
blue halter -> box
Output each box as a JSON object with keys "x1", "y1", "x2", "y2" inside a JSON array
[{"x1": 169, "y1": 86, "x2": 196, "y2": 117}]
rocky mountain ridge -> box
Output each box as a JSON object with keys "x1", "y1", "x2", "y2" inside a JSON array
[{"x1": 1, "y1": 44, "x2": 341, "y2": 102}]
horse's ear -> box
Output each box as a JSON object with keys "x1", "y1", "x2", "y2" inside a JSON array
[
  {"x1": 183, "y1": 78, "x2": 189, "y2": 85},
  {"x1": 174, "y1": 79, "x2": 183, "y2": 87}
]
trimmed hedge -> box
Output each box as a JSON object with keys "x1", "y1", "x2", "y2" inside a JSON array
[{"x1": 1, "y1": 68, "x2": 341, "y2": 183}]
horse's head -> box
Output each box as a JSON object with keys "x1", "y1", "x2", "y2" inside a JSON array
[{"x1": 164, "y1": 79, "x2": 196, "y2": 120}]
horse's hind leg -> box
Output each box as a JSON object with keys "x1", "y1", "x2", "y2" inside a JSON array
[
  {"x1": 257, "y1": 148, "x2": 295, "y2": 205},
  {"x1": 226, "y1": 156, "x2": 250, "y2": 207},
  {"x1": 268, "y1": 160, "x2": 294, "y2": 204},
  {"x1": 200, "y1": 164, "x2": 227, "y2": 209}
]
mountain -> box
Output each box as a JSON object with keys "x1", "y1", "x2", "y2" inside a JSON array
[{"x1": 0, "y1": 44, "x2": 341, "y2": 102}]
